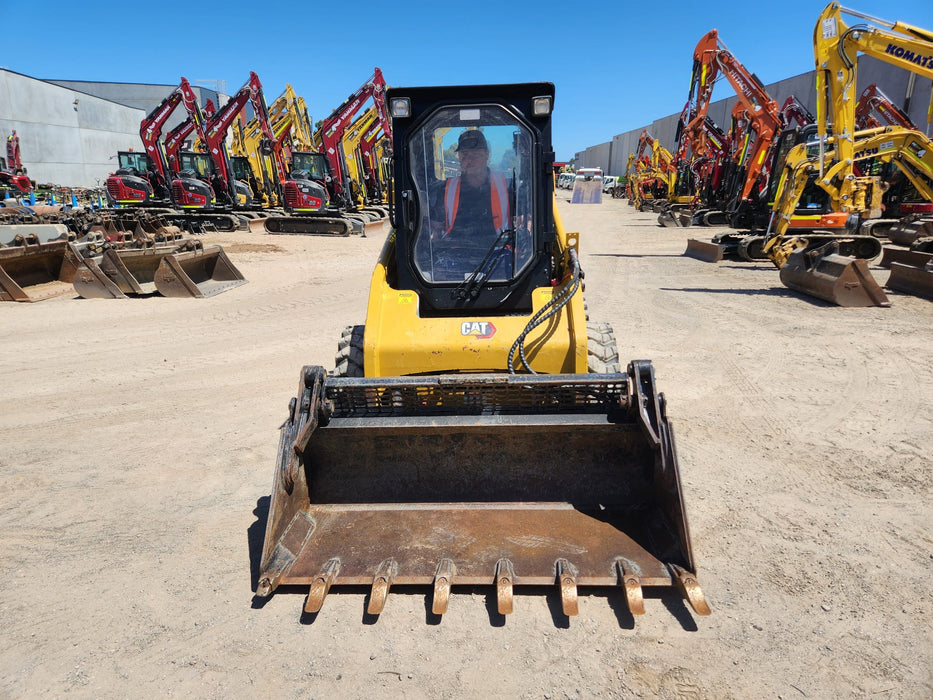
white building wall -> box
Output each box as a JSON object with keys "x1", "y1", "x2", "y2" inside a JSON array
[
  {"x1": 576, "y1": 54, "x2": 933, "y2": 173},
  {"x1": 0, "y1": 69, "x2": 143, "y2": 187}
]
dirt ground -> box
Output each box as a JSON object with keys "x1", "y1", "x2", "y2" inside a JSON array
[{"x1": 1, "y1": 196, "x2": 930, "y2": 699}]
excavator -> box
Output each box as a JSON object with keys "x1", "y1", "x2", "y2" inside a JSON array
[
  {"x1": 1, "y1": 130, "x2": 34, "y2": 198},
  {"x1": 627, "y1": 132, "x2": 672, "y2": 211},
  {"x1": 763, "y1": 2, "x2": 933, "y2": 305},
  {"x1": 315, "y1": 68, "x2": 393, "y2": 226},
  {"x1": 338, "y1": 106, "x2": 390, "y2": 212},
  {"x1": 657, "y1": 106, "x2": 731, "y2": 227},
  {"x1": 256, "y1": 81, "x2": 709, "y2": 621},
  {"x1": 853, "y1": 84, "x2": 933, "y2": 235},
  {"x1": 681, "y1": 30, "x2": 819, "y2": 261},
  {"x1": 357, "y1": 116, "x2": 391, "y2": 204},
  {"x1": 164, "y1": 99, "x2": 215, "y2": 175},
  {"x1": 104, "y1": 78, "x2": 243, "y2": 232},
  {"x1": 230, "y1": 81, "x2": 361, "y2": 236}
]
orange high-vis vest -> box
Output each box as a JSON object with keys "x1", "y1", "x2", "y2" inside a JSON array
[{"x1": 444, "y1": 171, "x2": 510, "y2": 233}]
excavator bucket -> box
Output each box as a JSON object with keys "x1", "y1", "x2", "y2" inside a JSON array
[
  {"x1": 879, "y1": 246, "x2": 931, "y2": 270},
  {"x1": 657, "y1": 209, "x2": 692, "y2": 228},
  {"x1": 886, "y1": 217, "x2": 933, "y2": 247},
  {"x1": 684, "y1": 239, "x2": 724, "y2": 262},
  {"x1": 0, "y1": 223, "x2": 70, "y2": 246},
  {"x1": 0, "y1": 240, "x2": 81, "y2": 302},
  {"x1": 153, "y1": 244, "x2": 247, "y2": 298},
  {"x1": 886, "y1": 253, "x2": 933, "y2": 300},
  {"x1": 779, "y1": 242, "x2": 890, "y2": 307},
  {"x1": 72, "y1": 245, "x2": 181, "y2": 298},
  {"x1": 257, "y1": 362, "x2": 710, "y2": 619}
]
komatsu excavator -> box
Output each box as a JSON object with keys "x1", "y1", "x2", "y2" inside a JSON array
[
  {"x1": 763, "y1": 2, "x2": 933, "y2": 305},
  {"x1": 257, "y1": 82, "x2": 709, "y2": 621}
]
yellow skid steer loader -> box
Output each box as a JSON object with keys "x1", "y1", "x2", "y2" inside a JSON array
[{"x1": 257, "y1": 83, "x2": 709, "y2": 620}]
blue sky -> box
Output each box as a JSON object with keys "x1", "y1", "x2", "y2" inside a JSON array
[{"x1": 4, "y1": 0, "x2": 932, "y2": 161}]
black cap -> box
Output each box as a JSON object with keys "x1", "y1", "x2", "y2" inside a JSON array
[{"x1": 456, "y1": 130, "x2": 488, "y2": 151}]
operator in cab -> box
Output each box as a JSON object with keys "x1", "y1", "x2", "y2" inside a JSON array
[{"x1": 432, "y1": 129, "x2": 510, "y2": 248}]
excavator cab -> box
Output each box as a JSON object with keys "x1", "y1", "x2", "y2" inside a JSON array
[
  {"x1": 283, "y1": 152, "x2": 330, "y2": 212},
  {"x1": 257, "y1": 83, "x2": 709, "y2": 621},
  {"x1": 105, "y1": 151, "x2": 162, "y2": 205}
]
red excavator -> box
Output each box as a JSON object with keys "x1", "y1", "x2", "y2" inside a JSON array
[
  {"x1": 1, "y1": 131, "x2": 34, "y2": 198},
  {"x1": 317, "y1": 68, "x2": 392, "y2": 222}
]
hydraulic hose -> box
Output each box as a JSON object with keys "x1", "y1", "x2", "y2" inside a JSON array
[{"x1": 507, "y1": 247, "x2": 582, "y2": 374}]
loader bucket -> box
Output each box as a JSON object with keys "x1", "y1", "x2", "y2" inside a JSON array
[
  {"x1": 684, "y1": 238, "x2": 723, "y2": 262},
  {"x1": 153, "y1": 244, "x2": 247, "y2": 298},
  {"x1": 779, "y1": 243, "x2": 890, "y2": 307},
  {"x1": 0, "y1": 241, "x2": 81, "y2": 302},
  {"x1": 257, "y1": 362, "x2": 710, "y2": 620},
  {"x1": 886, "y1": 258, "x2": 933, "y2": 300}
]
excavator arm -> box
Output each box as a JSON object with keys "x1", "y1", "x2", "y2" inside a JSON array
[
  {"x1": 855, "y1": 83, "x2": 916, "y2": 130},
  {"x1": 683, "y1": 30, "x2": 784, "y2": 203},
  {"x1": 206, "y1": 72, "x2": 286, "y2": 208},
  {"x1": 766, "y1": 126, "x2": 933, "y2": 263},
  {"x1": 318, "y1": 68, "x2": 391, "y2": 207},
  {"x1": 815, "y1": 2, "x2": 933, "y2": 177}
]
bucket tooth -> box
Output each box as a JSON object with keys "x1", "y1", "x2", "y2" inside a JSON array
[
  {"x1": 367, "y1": 559, "x2": 397, "y2": 616},
  {"x1": 669, "y1": 564, "x2": 711, "y2": 616},
  {"x1": 615, "y1": 559, "x2": 645, "y2": 615},
  {"x1": 495, "y1": 558, "x2": 515, "y2": 615},
  {"x1": 304, "y1": 558, "x2": 340, "y2": 614},
  {"x1": 556, "y1": 559, "x2": 579, "y2": 616},
  {"x1": 431, "y1": 559, "x2": 456, "y2": 615}
]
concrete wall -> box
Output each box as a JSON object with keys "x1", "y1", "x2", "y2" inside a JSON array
[
  {"x1": 0, "y1": 69, "x2": 144, "y2": 187},
  {"x1": 575, "y1": 54, "x2": 933, "y2": 173},
  {"x1": 48, "y1": 80, "x2": 225, "y2": 135}
]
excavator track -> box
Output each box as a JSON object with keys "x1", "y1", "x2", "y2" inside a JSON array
[{"x1": 258, "y1": 215, "x2": 354, "y2": 236}]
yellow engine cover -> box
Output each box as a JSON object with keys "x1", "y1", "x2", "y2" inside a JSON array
[{"x1": 363, "y1": 255, "x2": 587, "y2": 377}]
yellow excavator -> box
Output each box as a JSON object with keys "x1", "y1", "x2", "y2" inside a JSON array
[
  {"x1": 256, "y1": 82, "x2": 710, "y2": 621},
  {"x1": 763, "y1": 2, "x2": 933, "y2": 305}
]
